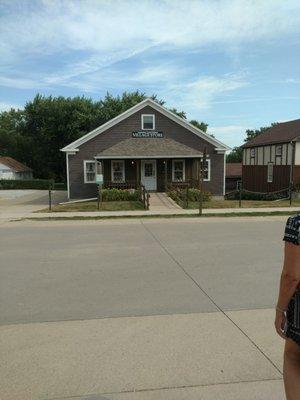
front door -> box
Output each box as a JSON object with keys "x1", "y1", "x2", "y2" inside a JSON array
[{"x1": 141, "y1": 160, "x2": 157, "y2": 191}]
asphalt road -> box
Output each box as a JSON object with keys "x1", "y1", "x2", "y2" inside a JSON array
[
  {"x1": 0, "y1": 216, "x2": 290, "y2": 400},
  {"x1": 0, "y1": 217, "x2": 286, "y2": 325}
]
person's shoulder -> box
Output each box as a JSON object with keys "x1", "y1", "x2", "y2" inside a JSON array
[{"x1": 283, "y1": 214, "x2": 300, "y2": 245}]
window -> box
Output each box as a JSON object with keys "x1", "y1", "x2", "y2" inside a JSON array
[
  {"x1": 144, "y1": 162, "x2": 154, "y2": 177},
  {"x1": 84, "y1": 160, "x2": 96, "y2": 183},
  {"x1": 111, "y1": 160, "x2": 125, "y2": 182},
  {"x1": 267, "y1": 162, "x2": 273, "y2": 182},
  {"x1": 141, "y1": 114, "x2": 155, "y2": 130},
  {"x1": 172, "y1": 159, "x2": 185, "y2": 182},
  {"x1": 275, "y1": 145, "x2": 282, "y2": 157},
  {"x1": 200, "y1": 158, "x2": 211, "y2": 181}
]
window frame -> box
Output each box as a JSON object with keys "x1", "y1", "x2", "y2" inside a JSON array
[
  {"x1": 111, "y1": 160, "x2": 125, "y2": 183},
  {"x1": 267, "y1": 162, "x2": 274, "y2": 183},
  {"x1": 83, "y1": 160, "x2": 97, "y2": 183},
  {"x1": 141, "y1": 114, "x2": 155, "y2": 130},
  {"x1": 200, "y1": 158, "x2": 211, "y2": 181},
  {"x1": 275, "y1": 144, "x2": 282, "y2": 156},
  {"x1": 172, "y1": 159, "x2": 185, "y2": 182}
]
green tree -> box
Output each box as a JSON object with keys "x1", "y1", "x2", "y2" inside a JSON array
[
  {"x1": 0, "y1": 91, "x2": 209, "y2": 181},
  {"x1": 226, "y1": 147, "x2": 243, "y2": 163},
  {"x1": 226, "y1": 123, "x2": 278, "y2": 163},
  {"x1": 189, "y1": 120, "x2": 208, "y2": 132}
]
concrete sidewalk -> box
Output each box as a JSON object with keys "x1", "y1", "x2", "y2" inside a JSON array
[
  {"x1": 1, "y1": 205, "x2": 299, "y2": 222},
  {"x1": 0, "y1": 309, "x2": 284, "y2": 400}
]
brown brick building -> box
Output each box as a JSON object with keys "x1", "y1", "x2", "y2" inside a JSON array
[{"x1": 61, "y1": 98, "x2": 230, "y2": 199}]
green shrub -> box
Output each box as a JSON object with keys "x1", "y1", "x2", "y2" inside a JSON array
[
  {"x1": 0, "y1": 179, "x2": 54, "y2": 190},
  {"x1": 53, "y1": 182, "x2": 67, "y2": 190},
  {"x1": 167, "y1": 188, "x2": 212, "y2": 206},
  {"x1": 101, "y1": 188, "x2": 141, "y2": 201},
  {"x1": 187, "y1": 188, "x2": 212, "y2": 202},
  {"x1": 225, "y1": 190, "x2": 289, "y2": 201}
]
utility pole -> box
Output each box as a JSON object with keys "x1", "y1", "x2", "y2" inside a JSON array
[
  {"x1": 199, "y1": 147, "x2": 207, "y2": 216},
  {"x1": 96, "y1": 161, "x2": 103, "y2": 210}
]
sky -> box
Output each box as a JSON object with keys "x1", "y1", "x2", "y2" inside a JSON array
[{"x1": 0, "y1": 0, "x2": 300, "y2": 149}]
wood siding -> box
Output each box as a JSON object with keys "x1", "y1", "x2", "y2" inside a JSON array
[
  {"x1": 68, "y1": 105, "x2": 224, "y2": 198},
  {"x1": 242, "y1": 165, "x2": 291, "y2": 192}
]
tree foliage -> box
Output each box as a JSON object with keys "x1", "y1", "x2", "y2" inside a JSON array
[
  {"x1": 226, "y1": 123, "x2": 278, "y2": 163},
  {"x1": 0, "y1": 92, "x2": 208, "y2": 181}
]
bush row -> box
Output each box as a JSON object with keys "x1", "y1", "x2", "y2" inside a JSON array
[
  {"x1": 101, "y1": 188, "x2": 141, "y2": 201},
  {"x1": 225, "y1": 190, "x2": 289, "y2": 201},
  {"x1": 168, "y1": 188, "x2": 212, "y2": 206},
  {"x1": 0, "y1": 179, "x2": 66, "y2": 190}
]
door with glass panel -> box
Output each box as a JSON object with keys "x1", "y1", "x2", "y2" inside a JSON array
[{"x1": 141, "y1": 160, "x2": 157, "y2": 191}]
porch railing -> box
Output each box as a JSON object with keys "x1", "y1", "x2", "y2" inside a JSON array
[
  {"x1": 140, "y1": 184, "x2": 150, "y2": 210},
  {"x1": 167, "y1": 181, "x2": 189, "y2": 208},
  {"x1": 103, "y1": 181, "x2": 149, "y2": 210},
  {"x1": 103, "y1": 181, "x2": 138, "y2": 189}
]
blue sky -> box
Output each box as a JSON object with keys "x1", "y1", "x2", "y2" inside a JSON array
[{"x1": 0, "y1": 0, "x2": 300, "y2": 148}]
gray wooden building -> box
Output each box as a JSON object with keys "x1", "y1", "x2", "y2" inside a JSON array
[{"x1": 61, "y1": 98, "x2": 230, "y2": 199}]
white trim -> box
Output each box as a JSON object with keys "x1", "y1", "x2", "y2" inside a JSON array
[
  {"x1": 141, "y1": 159, "x2": 157, "y2": 190},
  {"x1": 61, "y1": 98, "x2": 230, "y2": 152},
  {"x1": 95, "y1": 154, "x2": 205, "y2": 159},
  {"x1": 66, "y1": 153, "x2": 70, "y2": 199},
  {"x1": 201, "y1": 158, "x2": 211, "y2": 181},
  {"x1": 172, "y1": 159, "x2": 186, "y2": 182},
  {"x1": 267, "y1": 161, "x2": 274, "y2": 182},
  {"x1": 111, "y1": 160, "x2": 125, "y2": 182},
  {"x1": 141, "y1": 114, "x2": 155, "y2": 130},
  {"x1": 83, "y1": 160, "x2": 97, "y2": 183},
  {"x1": 223, "y1": 153, "x2": 226, "y2": 196}
]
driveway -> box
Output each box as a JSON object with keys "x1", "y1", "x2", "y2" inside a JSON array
[
  {"x1": 0, "y1": 190, "x2": 67, "y2": 217},
  {"x1": 0, "y1": 216, "x2": 288, "y2": 399}
]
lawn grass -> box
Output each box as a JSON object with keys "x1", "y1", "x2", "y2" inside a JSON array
[
  {"x1": 17, "y1": 209, "x2": 300, "y2": 222},
  {"x1": 186, "y1": 199, "x2": 300, "y2": 209},
  {"x1": 39, "y1": 200, "x2": 145, "y2": 212}
]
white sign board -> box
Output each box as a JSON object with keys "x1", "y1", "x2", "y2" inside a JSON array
[{"x1": 96, "y1": 174, "x2": 103, "y2": 184}]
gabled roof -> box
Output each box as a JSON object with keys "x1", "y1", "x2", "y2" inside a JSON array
[
  {"x1": 61, "y1": 98, "x2": 230, "y2": 152},
  {"x1": 0, "y1": 156, "x2": 32, "y2": 172},
  {"x1": 242, "y1": 119, "x2": 300, "y2": 148},
  {"x1": 226, "y1": 163, "x2": 242, "y2": 177},
  {"x1": 95, "y1": 137, "x2": 203, "y2": 159}
]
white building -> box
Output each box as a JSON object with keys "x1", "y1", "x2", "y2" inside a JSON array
[{"x1": 0, "y1": 157, "x2": 33, "y2": 180}]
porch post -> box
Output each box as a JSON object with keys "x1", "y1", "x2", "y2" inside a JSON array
[
  {"x1": 164, "y1": 159, "x2": 168, "y2": 192},
  {"x1": 136, "y1": 159, "x2": 140, "y2": 188}
]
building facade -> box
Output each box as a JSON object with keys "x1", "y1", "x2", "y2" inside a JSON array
[
  {"x1": 241, "y1": 119, "x2": 300, "y2": 192},
  {"x1": 0, "y1": 157, "x2": 33, "y2": 180},
  {"x1": 61, "y1": 99, "x2": 230, "y2": 199},
  {"x1": 225, "y1": 163, "x2": 242, "y2": 192}
]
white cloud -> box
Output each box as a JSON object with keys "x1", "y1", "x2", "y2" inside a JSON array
[
  {"x1": 0, "y1": 101, "x2": 22, "y2": 112},
  {"x1": 1, "y1": 0, "x2": 300, "y2": 73},
  {"x1": 159, "y1": 73, "x2": 249, "y2": 113},
  {"x1": 210, "y1": 125, "x2": 249, "y2": 147}
]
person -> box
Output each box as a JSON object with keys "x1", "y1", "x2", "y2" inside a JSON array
[{"x1": 275, "y1": 214, "x2": 300, "y2": 399}]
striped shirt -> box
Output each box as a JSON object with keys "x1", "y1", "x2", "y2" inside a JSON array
[
  {"x1": 283, "y1": 215, "x2": 300, "y2": 245},
  {"x1": 283, "y1": 214, "x2": 300, "y2": 290}
]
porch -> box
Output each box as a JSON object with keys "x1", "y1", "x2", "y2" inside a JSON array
[{"x1": 94, "y1": 158, "x2": 203, "y2": 192}]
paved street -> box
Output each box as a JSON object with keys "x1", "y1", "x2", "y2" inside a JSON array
[{"x1": 0, "y1": 216, "x2": 290, "y2": 399}]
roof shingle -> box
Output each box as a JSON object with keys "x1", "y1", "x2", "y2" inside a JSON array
[
  {"x1": 96, "y1": 138, "x2": 203, "y2": 158},
  {"x1": 0, "y1": 156, "x2": 32, "y2": 172},
  {"x1": 242, "y1": 119, "x2": 300, "y2": 148}
]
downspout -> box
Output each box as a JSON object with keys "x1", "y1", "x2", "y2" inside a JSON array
[
  {"x1": 289, "y1": 139, "x2": 297, "y2": 191},
  {"x1": 66, "y1": 152, "x2": 70, "y2": 200}
]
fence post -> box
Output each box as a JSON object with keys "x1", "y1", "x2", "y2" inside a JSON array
[
  {"x1": 238, "y1": 181, "x2": 242, "y2": 208},
  {"x1": 186, "y1": 186, "x2": 189, "y2": 209},
  {"x1": 289, "y1": 183, "x2": 293, "y2": 206},
  {"x1": 48, "y1": 187, "x2": 52, "y2": 211},
  {"x1": 146, "y1": 193, "x2": 150, "y2": 210}
]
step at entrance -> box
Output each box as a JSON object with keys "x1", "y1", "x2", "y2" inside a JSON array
[{"x1": 149, "y1": 192, "x2": 182, "y2": 211}]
